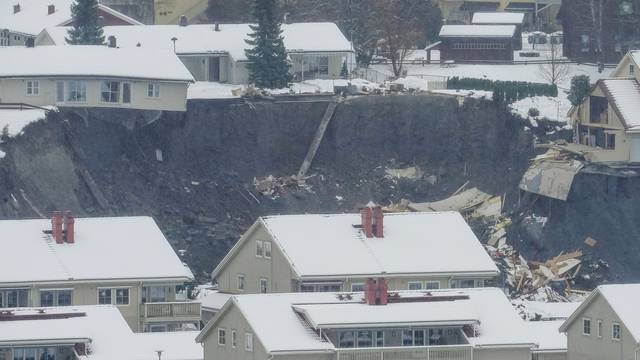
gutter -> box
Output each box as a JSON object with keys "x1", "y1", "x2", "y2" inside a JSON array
[
  {"x1": 473, "y1": 343, "x2": 536, "y2": 349},
  {"x1": 270, "y1": 349, "x2": 335, "y2": 355},
  {"x1": 0, "y1": 75, "x2": 194, "y2": 84},
  {"x1": 299, "y1": 270, "x2": 499, "y2": 281},
  {"x1": 0, "y1": 338, "x2": 90, "y2": 346},
  {"x1": 315, "y1": 320, "x2": 477, "y2": 329},
  {"x1": 0, "y1": 276, "x2": 194, "y2": 287}
]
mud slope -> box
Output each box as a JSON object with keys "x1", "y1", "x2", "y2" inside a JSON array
[{"x1": 2, "y1": 95, "x2": 534, "y2": 281}]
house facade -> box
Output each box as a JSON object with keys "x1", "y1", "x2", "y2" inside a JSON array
[
  {"x1": 36, "y1": 22, "x2": 355, "y2": 85},
  {"x1": 569, "y1": 51, "x2": 640, "y2": 163},
  {"x1": 0, "y1": 46, "x2": 193, "y2": 112},
  {"x1": 196, "y1": 287, "x2": 536, "y2": 360},
  {"x1": 0, "y1": 0, "x2": 140, "y2": 46},
  {"x1": 559, "y1": 284, "x2": 640, "y2": 360},
  {"x1": 439, "y1": 25, "x2": 517, "y2": 61},
  {"x1": 0, "y1": 213, "x2": 199, "y2": 333}
]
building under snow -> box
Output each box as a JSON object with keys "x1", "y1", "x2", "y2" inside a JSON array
[
  {"x1": 471, "y1": 12, "x2": 525, "y2": 50},
  {"x1": 439, "y1": 25, "x2": 518, "y2": 62},
  {"x1": 35, "y1": 22, "x2": 355, "y2": 84},
  {"x1": 0, "y1": 213, "x2": 198, "y2": 332},
  {"x1": 0, "y1": 45, "x2": 194, "y2": 112}
]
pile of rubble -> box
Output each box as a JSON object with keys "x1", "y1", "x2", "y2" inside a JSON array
[{"x1": 253, "y1": 175, "x2": 313, "y2": 198}]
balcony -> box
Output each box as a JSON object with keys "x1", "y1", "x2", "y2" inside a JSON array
[
  {"x1": 336, "y1": 345, "x2": 473, "y2": 360},
  {"x1": 144, "y1": 301, "x2": 201, "y2": 321}
]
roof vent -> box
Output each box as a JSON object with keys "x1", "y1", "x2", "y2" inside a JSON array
[
  {"x1": 214, "y1": 22, "x2": 220, "y2": 31},
  {"x1": 13, "y1": 4, "x2": 20, "y2": 14},
  {"x1": 47, "y1": 4, "x2": 55, "y2": 15},
  {"x1": 107, "y1": 35, "x2": 117, "y2": 48}
]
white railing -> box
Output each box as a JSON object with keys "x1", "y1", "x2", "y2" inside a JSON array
[
  {"x1": 336, "y1": 345, "x2": 473, "y2": 360},
  {"x1": 144, "y1": 301, "x2": 201, "y2": 319}
]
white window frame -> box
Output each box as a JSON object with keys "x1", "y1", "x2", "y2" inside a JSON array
[
  {"x1": 231, "y1": 329, "x2": 237, "y2": 348},
  {"x1": 425, "y1": 281, "x2": 441, "y2": 290},
  {"x1": 147, "y1": 82, "x2": 160, "y2": 98},
  {"x1": 597, "y1": 319, "x2": 603, "y2": 338},
  {"x1": 245, "y1": 332, "x2": 253, "y2": 352},
  {"x1": 218, "y1": 328, "x2": 226, "y2": 346},
  {"x1": 612, "y1": 322, "x2": 621, "y2": 340},
  {"x1": 408, "y1": 281, "x2": 423, "y2": 290},
  {"x1": 97, "y1": 288, "x2": 112, "y2": 305},
  {"x1": 255, "y1": 240, "x2": 264, "y2": 258},
  {"x1": 65, "y1": 80, "x2": 87, "y2": 103},
  {"x1": 237, "y1": 274, "x2": 246, "y2": 291},
  {"x1": 351, "y1": 283, "x2": 364, "y2": 292},
  {"x1": 26, "y1": 80, "x2": 39, "y2": 96},
  {"x1": 39, "y1": 288, "x2": 73, "y2": 307},
  {"x1": 259, "y1": 278, "x2": 269, "y2": 294},
  {"x1": 115, "y1": 287, "x2": 130, "y2": 306},
  {"x1": 100, "y1": 80, "x2": 121, "y2": 103},
  {"x1": 264, "y1": 241, "x2": 272, "y2": 259},
  {"x1": 583, "y1": 318, "x2": 592, "y2": 336},
  {"x1": 97, "y1": 287, "x2": 131, "y2": 306}
]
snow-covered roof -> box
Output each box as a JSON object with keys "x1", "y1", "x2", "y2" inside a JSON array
[
  {"x1": 472, "y1": 12, "x2": 526, "y2": 25},
  {"x1": 600, "y1": 79, "x2": 640, "y2": 130},
  {"x1": 598, "y1": 284, "x2": 640, "y2": 343},
  {"x1": 40, "y1": 22, "x2": 352, "y2": 61},
  {"x1": 197, "y1": 290, "x2": 233, "y2": 311},
  {"x1": 0, "y1": 0, "x2": 140, "y2": 36},
  {"x1": 517, "y1": 300, "x2": 581, "y2": 321},
  {"x1": 197, "y1": 288, "x2": 534, "y2": 354},
  {"x1": 0, "y1": 46, "x2": 193, "y2": 82},
  {"x1": 234, "y1": 212, "x2": 498, "y2": 279},
  {"x1": 525, "y1": 321, "x2": 566, "y2": 353},
  {"x1": 439, "y1": 25, "x2": 516, "y2": 38},
  {"x1": 0, "y1": 216, "x2": 194, "y2": 285},
  {"x1": 0, "y1": 306, "x2": 201, "y2": 360}
]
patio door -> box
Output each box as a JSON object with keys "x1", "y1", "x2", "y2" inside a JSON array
[{"x1": 208, "y1": 57, "x2": 220, "y2": 82}]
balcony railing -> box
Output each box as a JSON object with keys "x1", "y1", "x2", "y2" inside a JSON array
[
  {"x1": 144, "y1": 302, "x2": 201, "y2": 319},
  {"x1": 336, "y1": 345, "x2": 473, "y2": 360}
]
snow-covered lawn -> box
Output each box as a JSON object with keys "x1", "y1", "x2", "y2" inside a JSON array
[
  {"x1": 0, "y1": 107, "x2": 51, "y2": 138},
  {"x1": 509, "y1": 96, "x2": 572, "y2": 125},
  {"x1": 187, "y1": 82, "x2": 244, "y2": 99}
]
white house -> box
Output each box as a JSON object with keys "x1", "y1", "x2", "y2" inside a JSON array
[
  {"x1": 0, "y1": 46, "x2": 194, "y2": 111},
  {"x1": 36, "y1": 22, "x2": 355, "y2": 84},
  {"x1": 0, "y1": 213, "x2": 198, "y2": 332},
  {"x1": 195, "y1": 286, "x2": 537, "y2": 360},
  {"x1": 0, "y1": 305, "x2": 202, "y2": 360},
  {"x1": 0, "y1": 0, "x2": 140, "y2": 46}
]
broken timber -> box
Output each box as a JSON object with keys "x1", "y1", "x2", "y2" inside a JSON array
[{"x1": 297, "y1": 99, "x2": 339, "y2": 179}]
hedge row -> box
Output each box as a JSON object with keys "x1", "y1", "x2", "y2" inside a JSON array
[{"x1": 447, "y1": 77, "x2": 558, "y2": 103}]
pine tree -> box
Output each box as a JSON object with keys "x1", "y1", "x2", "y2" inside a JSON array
[
  {"x1": 66, "y1": 0, "x2": 105, "y2": 45},
  {"x1": 1, "y1": 125, "x2": 9, "y2": 142},
  {"x1": 244, "y1": 0, "x2": 291, "y2": 89},
  {"x1": 340, "y1": 60, "x2": 348, "y2": 79}
]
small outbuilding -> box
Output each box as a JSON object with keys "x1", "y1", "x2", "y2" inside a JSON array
[{"x1": 439, "y1": 25, "x2": 517, "y2": 62}]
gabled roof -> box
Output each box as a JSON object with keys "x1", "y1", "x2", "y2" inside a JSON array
[
  {"x1": 472, "y1": 12, "x2": 525, "y2": 25},
  {"x1": 0, "y1": 46, "x2": 194, "y2": 82},
  {"x1": 526, "y1": 320, "x2": 566, "y2": 353},
  {"x1": 439, "y1": 25, "x2": 516, "y2": 38},
  {"x1": 559, "y1": 284, "x2": 640, "y2": 344},
  {"x1": 196, "y1": 288, "x2": 535, "y2": 354},
  {"x1": 0, "y1": 216, "x2": 194, "y2": 285},
  {"x1": 0, "y1": 0, "x2": 141, "y2": 36},
  {"x1": 0, "y1": 306, "x2": 201, "y2": 360},
  {"x1": 39, "y1": 22, "x2": 353, "y2": 61},
  {"x1": 597, "y1": 78, "x2": 640, "y2": 130},
  {"x1": 212, "y1": 212, "x2": 499, "y2": 281}
]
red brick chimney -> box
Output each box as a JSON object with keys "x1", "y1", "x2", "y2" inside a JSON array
[
  {"x1": 372, "y1": 206, "x2": 384, "y2": 238},
  {"x1": 63, "y1": 211, "x2": 75, "y2": 244},
  {"x1": 47, "y1": 4, "x2": 55, "y2": 15},
  {"x1": 361, "y1": 206, "x2": 373, "y2": 238},
  {"x1": 364, "y1": 278, "x2": 388, "y2": 305},
  {"x1": 361, "y1": 202, "x2": 384, "y2": 238},
  {"x1": 51, "y1": 211, "x2": 63, "y2": 244}
]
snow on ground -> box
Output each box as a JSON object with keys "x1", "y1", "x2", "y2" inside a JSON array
[
  {"x1": 0, "y1": 107, "x2": 50, "y2": 138},
  {"x1": 0, "y1": 150, "x2": 5, "y2": 159},
  {"x1": 187, "y1": 82, "x2": 244, "y2": 99},
  {"x1": 510, "y1": 96, "x2": 572, "y2": 125},
  {"x1": 431, "y1": 89, "x2": 493, "y2": 100}
]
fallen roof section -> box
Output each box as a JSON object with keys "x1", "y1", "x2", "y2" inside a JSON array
[
  {"x1": 519, "y1": 159, "x2": 584, "y2": 201},
  {"x1": 408, "y1": 187, "x2": 492, "y2": 212}
]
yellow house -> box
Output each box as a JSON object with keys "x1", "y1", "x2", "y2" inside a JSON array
[{"x1": 154, "y1": 0, "x2": 208, "y2": 25}]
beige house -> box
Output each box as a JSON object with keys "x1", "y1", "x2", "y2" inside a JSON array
[
  {"x1": 195, "y1": 286, "x2": 536, "y2": 360},
  {"x1": 36, "y1": 22, "x2": 355, "y2": 84},
  {"x1": 0, "y1": 305, "x2": 202, "y2": 360},
  {"x1": 569, "y1": 51, "x2": 640, "y2": 163},
  {"x1": 436, "y1": 0, "x2": 560, "y2": 28},
  {"x1": 0, "y1": 45, "x2": 193, "y2": 112},
  {"x1": 207, "y1": 206, "x2": 499, "y2": 317},
  {"x1": 0, "y1": 213, "x2": 199, "y2": 332},
  {"x1": 559, "y1": 284, "x2": 640, "y2": 360}
]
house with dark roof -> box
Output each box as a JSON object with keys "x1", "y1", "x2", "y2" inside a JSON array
[{"x1": 438, "y1": 25, "x2": 518, "y2": 62}]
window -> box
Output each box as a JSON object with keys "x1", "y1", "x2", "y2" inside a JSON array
[
  {"x1": 318, "y1": 56, "x2": 329, "y2": 75},
  {"x1": 12, "y1": 348, "x2": 56, "y2": 360},
  {"x1": 245, "y1": 332, "x2": 253, "y2": 351},
  {"x1": 256, "y1": 241, "x2": 264, "y2": 257},
  {"x1": 65, "y1": 80, "x2": 87, "y2": 102},
  {"x1": 40, "y1": 289, "x2": 73, "y2": 307},
  {"x1": 0, "y1": 289, "x2": 29, "y2": 308},
  {"x1": 597, "y1": 320, "x2": 603, "y2": 338},
  {"x1": 581, "y1": 34, "x2": 591, "y2": 52},
  {"x1": 408, "y1": 282, "x2": 423, "y2": 290},
  {"x1": 98, "y1": 288, "x2": 112, "y2": 304},
  {"x1": 147, "y1": 83, "x2": 161, "y2": 98},
  {"x1": 231, "y1": 330, "x2": 237, "y2": 348},
  {"x1": 218, "y1": 328, "x2": 226, "y2": 346},
  {"x1": 583, "y1": 318, "x2": 592, "y2": 335},
  {"x1": 339, "y1": 331, "x2": 355, "y2": 348},
  {"x1": 375, "y1": 331, "x2": 384, "y2": 347},
  {"x1": 237, "y1": 274, "x2": 246, "y2": 291},
  {"x1": 402, "y1": 329, "x2": 414, "y2": 346},
  {"x1": 606, "y1": 133, "x2": 615, "y2": 149},
  {"x1": 115, "y1": 288, "x2": 129, "y2": 305},
  {"x1": 264, "y1": 241, "x2": 272, "y2": 258},
  {"x1": 612, "y1": 323, "x2": 621, "y2": 340},
  {"x1": 357, "y1": 330, "x2": 373, "y2": 347},
  {"x1": 122, "y1": 83, "x2": 131, "y2": 104},
  {"x1": 351, "y1": 283, "x2": 364, "y2": 292},
  {"x1": 450, "y1": 279, "x2": 475, "y2": 288},
  {"x1": 56, "y1": 81, "x2": 65, "y2": 102},
  {"x1": 425, "y1": 281, "x2": 440, "y2": 290},
  {"x1": 414, "y1": 329, "x2": 425, "y2": 346},
  {"x1": 259, "y1": 278, "x2": 268, "y2": 294},
  {"x1": 26, "y1": 80, "x2": 39, "y2": 96},
  {"x1": 101, "y1": 81, "x2": 120, "y2": 103},
  {"x1": 300, "y1": 283, "x2": 342, "y2": 292},
  {"x1": 145, "y1": 286, "x2": 167, "y2": 303}
]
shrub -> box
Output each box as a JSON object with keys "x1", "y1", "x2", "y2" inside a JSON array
[{"x1": 447, "y1": 77, "x2": 558, "y2": 103}]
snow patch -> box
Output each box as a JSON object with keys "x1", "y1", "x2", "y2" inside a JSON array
[
  {"x1": 509, "y1": 96, "x2": 571, "y2": 126},
  {"x1": 0, "y1": 107, "x2": 51, "y2": 138}
]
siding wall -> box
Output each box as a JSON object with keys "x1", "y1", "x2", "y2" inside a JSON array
[
  {"x1": 474, "y1": 347, "x2": 531, "y2": 360},
  {"x1": 203, "y1": 304, "x2": 269, "y2": 360},
  {"x1": 0, "y1": 78, "x2": 188, "y2": 111},
  {"x1": 440, "y1": 38, "x2": 515, "y2": 62}
]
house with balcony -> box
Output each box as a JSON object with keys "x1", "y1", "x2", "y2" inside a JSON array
[
  {"x1": 559, "y1": 284, "x2": 640, "y2": 360},
  {"x1": 569, "y1": 51, "x2": 640, "y2": 163},
  {"x1": 205, "y1": 205, "x2": 499, "y2": 318},
  {"x1": 0, "y1": 305, "x2": 202, "y2": 360},
  {"x1": 0, "y1": 213, "x2": 200, "y2": 332},
  {"x1": 0, "y1": 0, "x2": 140, "y2": 47},
  {"x1": 0, "y1": 45, "x2": 193, "y2": 112},
  {"x1": 35, "y1": 22, "x2": 355, "y2": 84},
  {"x1": 195, "y1": 283, "x2": 536, "y2": 360}
]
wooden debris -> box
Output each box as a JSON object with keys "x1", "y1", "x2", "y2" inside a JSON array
[{"x1": 584, "y1": 237, "x2": 597, "y2": 247}]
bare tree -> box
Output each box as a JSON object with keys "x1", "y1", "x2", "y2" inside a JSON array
[{"x1": 538, "y1": 41, "x2": 570, "y2": 86}]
